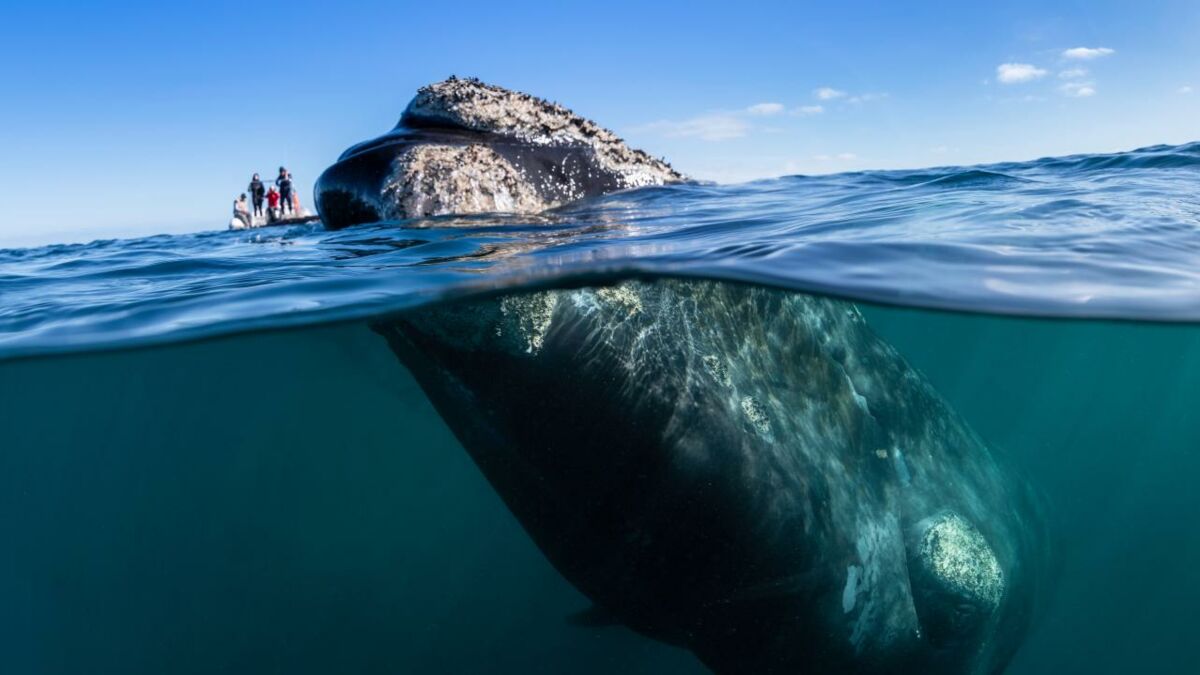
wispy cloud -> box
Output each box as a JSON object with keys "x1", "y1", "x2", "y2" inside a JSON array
[
  {"x1": 745, "y1": 102, "x2": 784, "y2": 116},
  {"x1": 1178, "y1": 85, "x2": 1194, "y2": 95},
  {"x1": 847, "y1": 92, "x2": 888, "y2": 104},
  {"x1": 1062, "y1": 46, "x2": 1115, "y2": 60},
  {"x1": 1058, "y1": 67, "x2": 1089, "y2": 79},
  {"x1": 814, "y1": 87, "x2": 846, "y2": 100},
  {"x1": 997, "y1": 63, "x2": 1048, "y2": 84},
  {"x1": 1060, "y1": 81, "x2": 1097, "y2": 97},
  {"x1": 813, "y1": 152, "x2": 858, "y2": 161},
  {"x1": 793, "y1": 104, "x2": 824, "y2": 115},
  {"x1": 635, "y1": 114, "x2": 750, "y2": 141}
]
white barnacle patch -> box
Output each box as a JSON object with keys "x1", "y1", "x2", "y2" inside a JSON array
[
  {"x1": 498, "y1": 292, "x2": 559, "y2": 354},
  {"x1": 702, "y1": 354, "x2": 732, "y2": 387},
  {"x1": 919, "y1": 513, "x2": 1004, "y2": 609},
  {"x1": 381, "y1": 144, "x2": 545, "y2": 219},
  {"x1": 594, "y1": 285, "x2": 644, "y2": 317},
  {"x1": 740, "y1": 396, "x2": 772, "y2": 437}
]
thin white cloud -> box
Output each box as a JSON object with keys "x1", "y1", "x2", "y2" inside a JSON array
[
  {"x1": 1062, "y1": 47, "x2": 1115, "y2": 60},
  {"x1": 1060, "y1": 81, "x2": 1097, "y2": 98},
  {"x1": 813, "y1": 152, "x2": 858, "y2": 161},
  {"x1": 847, "y1": 92, "x2": 888, "y2": 104},
  {"x1": 814, "y1": 87, "x2": 846, "y2": 100},
  {"x1": 793, "y1": 104, "x2": 824, "y2": 115},
  {"x1": 997, "y1": 63, "x2": 1048, "y2": 84},
  {"x1": 745, "y1": 102, "x2": 785, "y2": 116},
  {"x1": 1178, "y1": 86, "x2": 1194, "y2": 95},
  {"x1": 635, "y1": 114, "x2": 749, "y2": 141},
  {"x1": 1058, "y1": 67, "x2": 1089, "y2": 79}
]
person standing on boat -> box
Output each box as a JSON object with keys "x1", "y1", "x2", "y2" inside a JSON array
[
  {"x1": 276, "y1": 167, "x2": 293, "y2": 216},
  {"x1": 287, "y1": 172, "x2": 301, "y2": 214},
  {"x1": 233, "y1": 194, "x2": 252, "y2": 229},
  {"x1": 248, "y1": 174, "x2": 265, "y2": 218},
  {"x1": 266, "y1": 186, "x2": 281, "y2": 221}
]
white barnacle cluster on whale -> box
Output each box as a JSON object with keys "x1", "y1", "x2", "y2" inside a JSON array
[
  {"x1": 314, "y1": 77, "x2": 686, "y2": 229},
  {"x1": 402, "y1": 77, "x2": 687, "y2": 190}
]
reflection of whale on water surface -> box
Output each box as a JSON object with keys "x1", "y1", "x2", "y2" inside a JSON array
[{"x1": 372, "y1": 279, "x2": 1051, "y2": 674}]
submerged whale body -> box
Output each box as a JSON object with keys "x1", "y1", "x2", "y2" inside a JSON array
[
  {"x1": 315, "y1": 77, "x2": 686, "y2": 230},
  {"x1": 375, "y1": 280, "x2": 1049, "y2": 673}
]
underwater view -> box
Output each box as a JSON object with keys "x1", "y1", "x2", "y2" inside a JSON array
[{"x1": 3, "y1": 136, "x2": 1200, "y2": 673}]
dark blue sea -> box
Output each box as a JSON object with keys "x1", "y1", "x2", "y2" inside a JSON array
[{"x1": 2, "y1": 142, "x2": 1199, "y2": 674}]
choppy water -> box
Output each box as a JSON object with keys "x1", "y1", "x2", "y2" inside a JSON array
[{"x1": 2, "y1": 142, "x2": 1200, "y2": 674}]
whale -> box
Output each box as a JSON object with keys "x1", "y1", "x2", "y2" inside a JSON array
[
  {"x1": 314, "y1": 77, "x2": 686, "y2": 230},
  {"x1": 372, "y1": 280, "x2": 1051, "y2": 674},
  {"x1": 317, "y1": 79, "x2": 1051, "y2": 673}
]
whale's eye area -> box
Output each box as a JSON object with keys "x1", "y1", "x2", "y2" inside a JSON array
[{"x1": 909, "y1": 512, "x2": 1004, "y2": 647}]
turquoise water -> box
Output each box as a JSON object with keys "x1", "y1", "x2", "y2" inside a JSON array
[
  {"x1": 3, "y1": 143, "x2": 1200, "y2": 673},
  {"x1": 2, "y1": 306, "x2": 1196, "y2": 673}
]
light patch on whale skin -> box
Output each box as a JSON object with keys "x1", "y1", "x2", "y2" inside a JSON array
[
  {"x1": 404, "y1": 78, "x2": 685, "y2": 189},
  {"x1": 919, "y1": 513, "x2": 1004, "y2": 609},
  {"x1": 594, "y1": 285, "x2": 644, "y2": 317},
  {"x1": 842, "y1": 565, "x2": 862, "y2": 613},
  {"x1": 498, "y1": 292, "x2": 558, "y2": 354},
  {"x1": 845, "y1": 374, "x2": 870, "y2": 412},
  {"x1": 842, "y1": 513, "x2": 921, "y2": 654},
  {"x1": 740, "y1": 396, "x2": 772, "y2": 437},
  {"x1": 702, "y1": 354, "x2": 732, "y2": 387},
  {"x1": 892, "y1": 446, "x2": 913, "y2": 486},
  {"x1": 381, "y1": 144, "x2": 546, "y2": 219},
  {"x1": 847, "y1": 521, "x2": 886, "y2": 649}
]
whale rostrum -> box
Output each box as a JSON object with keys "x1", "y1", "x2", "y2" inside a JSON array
[{"x1": 315, "y1": 77, "x2": 686, "y2": 230}]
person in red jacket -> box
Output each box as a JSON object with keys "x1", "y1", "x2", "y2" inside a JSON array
[{"x1": 266, "y1": 186, "x2": 281, "y2": 220}]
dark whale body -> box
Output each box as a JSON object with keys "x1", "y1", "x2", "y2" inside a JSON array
[{"x1": 373, "y1": 280, "x2": 1051, "y2": 674}]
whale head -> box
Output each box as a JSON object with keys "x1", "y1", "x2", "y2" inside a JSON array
[{"x1": 315, "y1": 77, "x2": 686, "y2": 230}]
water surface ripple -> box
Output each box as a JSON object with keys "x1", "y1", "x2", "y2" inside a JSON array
[{"x1": 2, "y1": 142, "x2": 1199, "y2": 359}]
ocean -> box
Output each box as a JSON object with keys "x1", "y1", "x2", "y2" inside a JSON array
[{"x1": 2, "y1": 142, "x2": 1199, "y2": 673}]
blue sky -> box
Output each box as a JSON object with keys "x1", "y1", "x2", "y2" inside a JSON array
[{"x1": 1, "y1": 0, "x2": 1197, "y2": 247}]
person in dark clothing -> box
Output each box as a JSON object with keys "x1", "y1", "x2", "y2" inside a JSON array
[
  {"x1": 275, "y1": 167, "x2": 293, "y2": 215},
  {"x1": 248, "y1": 173, "x2": 265, "y2": 217}
]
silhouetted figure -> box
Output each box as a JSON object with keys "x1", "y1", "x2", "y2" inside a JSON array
[
  {"x1": 248, "y1": 173, "x2": 265, "y2": 217},
  {"x1": 276, "y1": 167, "x2": 293, "y2": 215}
]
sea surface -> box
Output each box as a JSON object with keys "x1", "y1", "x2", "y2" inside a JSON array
[{"x1": 2, "y1": 142, "x2": 1199, "y2": 673}]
